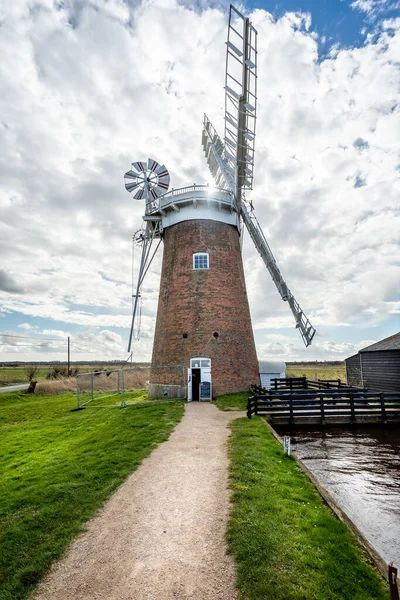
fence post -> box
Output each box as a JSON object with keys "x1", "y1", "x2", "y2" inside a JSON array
[
  {"x1": 320, "y1": 393, "x2": 324, "y2": 423},
  {"x1": 380, "y1": 392, "x2": 386, "y2": 423},
  {"x1": 91, "y1": 373, "x2": 94, "y2": 402},
  {"x1": 350, "y1": 392, "x2": 355, "y2": 423},
  {"x1": 289, "y1": 394, "x2": 294, "y2": 425},
  {"x1": 120, "y1": 371, "x2": 126, "y2": 408},
  {"x1": 389, "y1": 565, "x2": 399, "y2": 600},
  {"x1": 76, "y1": 375, "x2": 80, "y2": 409},
  {"x1": 247, "y1": 397, "x2": 252, "y2": 419}
]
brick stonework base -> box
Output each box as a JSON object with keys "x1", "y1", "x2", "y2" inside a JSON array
[{"x1": 149, "y1": 219, "x2": 259, "y2": 397}]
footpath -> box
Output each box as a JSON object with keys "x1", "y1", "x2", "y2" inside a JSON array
[{"x1": 34, "y1": 403, "x2": 241, "y2": 600}]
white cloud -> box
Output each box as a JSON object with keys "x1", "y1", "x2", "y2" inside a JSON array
[
  {"x1": 18, "y1": 323, "x2": 35, "y2": 330},
  {"x1": 350, "y1": 0, "x2": 400, "y2": 19},
  {"x1": 0, "y1": 0, "x2": 399, "y2": 363}
]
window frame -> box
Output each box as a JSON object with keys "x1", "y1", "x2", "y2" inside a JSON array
[{"x1": 193, "y1": 252, "x2": 209, "y2": 270}]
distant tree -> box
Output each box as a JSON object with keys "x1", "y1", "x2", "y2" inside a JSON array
[
  {"x1": 25, "y1": 365, "x2": 38, "y2": 382},
  {"x1": 46, "y1": 365, "x2": 79, "y2": 379}
]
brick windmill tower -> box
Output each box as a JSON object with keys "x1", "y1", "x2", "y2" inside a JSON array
[{"x1": 124, "y1": 5, "x2": 315, "y2": 400}]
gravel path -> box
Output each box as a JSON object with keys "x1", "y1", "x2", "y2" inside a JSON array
[{"x1": 34, "y1": 402, "x2": 242, "y2": 600}]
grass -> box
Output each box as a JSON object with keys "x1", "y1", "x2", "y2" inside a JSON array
[
  {"x1": 227, "y1": 417, "x2": 389, "y2": 600},
  {"x1": 0, "y1": 367, "x2": 50, "y2": 385},
  {"x1": 0, "y1": 390, "x2": 184, "y2": 600},
  {"x1": 214, "y1": 391, "x2": 249, "y2": 411}
]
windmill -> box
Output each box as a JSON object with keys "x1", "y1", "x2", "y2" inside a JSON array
[{"x1": 125, "y1": 5, "x2": 315, "y2": 400}]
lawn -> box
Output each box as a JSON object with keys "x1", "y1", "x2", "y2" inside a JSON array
[
  {"x1": 0, "y1": 366, "x2": 50, "y2": 385},
  {"x1": 227, "y1": 417, "x2": 389, "y2": 600},
  {"x1": 0, "y1": 390, "x2": 184, "y2": 600},
  {"x1": 214, "y1": 391, "x2": 249, "y2": 411}
]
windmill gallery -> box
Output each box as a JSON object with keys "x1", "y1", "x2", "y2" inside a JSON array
[{"x1": 124, "y1": 5, "x2": 316, "y2": 401}]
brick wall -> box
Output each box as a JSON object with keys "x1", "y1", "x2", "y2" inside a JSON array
[{"x1": 150, "y1": 219, "x2": 260, "y2": 397}]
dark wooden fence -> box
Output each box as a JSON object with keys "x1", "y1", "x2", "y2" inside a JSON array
[
  {"x1": 252, "y1": 378, "x2": 354, "y2": 395},
  {"x1": 270, "y1": 377, "x2": 350, "y2": 390},
  {"x1": 247, "y1": 389, "x2": 400, "y2": 425}
]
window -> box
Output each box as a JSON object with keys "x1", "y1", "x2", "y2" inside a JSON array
[
  {"x1": 190, "y1": 358, "x2": 212, "y2": 368},
  {"x1": 193, "y1": 253, "x2": 209, "y2": 270}
]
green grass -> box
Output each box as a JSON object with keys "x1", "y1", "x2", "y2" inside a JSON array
[
  {"x1": 0, "y1": 367, "x2": 50, "y2": 384},
  {"x1": 214, "y1": 391, "x2": 249, "y2": 411},
  {"x1": 0, "y1": 390, "x2": 184, "y2": 600},
  {"x1": 227, "y1": 417, "x2": 389, "y2": 600}
]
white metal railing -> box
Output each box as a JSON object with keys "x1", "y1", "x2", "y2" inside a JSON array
[{"x1": 149, "y1": 184, "x2": 235, "y2": 214}]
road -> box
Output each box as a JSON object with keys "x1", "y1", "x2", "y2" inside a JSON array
[{"x1": 0, "y1": 384, "x2": 29, "y2": 394}]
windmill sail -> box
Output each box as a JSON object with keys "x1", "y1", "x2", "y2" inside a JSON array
[
  {"x1": 202, "y1": 115, "x2": 234, "y2": 190},
  {"x1": 241, "y1": 204, "x2": 316, "y2": 347},
  {"x1": 202, "y1": 4, "x2": 316, "y2": 347},
  {"x1": 224, "y1": 5, "x2": 257, "y2": 210}
]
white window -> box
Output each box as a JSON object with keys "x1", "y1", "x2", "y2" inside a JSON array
[{"x1": 193, "y1": 253, "x2": 209, "y2": 270}]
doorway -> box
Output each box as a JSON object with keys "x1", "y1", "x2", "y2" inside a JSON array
[
  {"x1": 192, "y1": 369, "x2": 201, "y2": 401},
  {"x1": 187, "y1": 358, "x2": 212, "y2": 401}
]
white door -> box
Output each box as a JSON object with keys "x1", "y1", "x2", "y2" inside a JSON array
[
  {"x1": 200, "y1": 367, "x2": 212, "y2": 401},
  {"x1": 187, "y1": 368, "x2": 192, "y2": 401}
]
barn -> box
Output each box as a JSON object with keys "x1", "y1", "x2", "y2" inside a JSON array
[{"x1": 345, "y1": 332, "x2": 400, "y2": 392}]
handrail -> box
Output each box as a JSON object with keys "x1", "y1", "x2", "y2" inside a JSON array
[
  {"x1": 148, "y1": 184, "x2": 235, "y2": 215},
  {"x1": 160, "y1": 184, "x2": 230, "y2": 200}
]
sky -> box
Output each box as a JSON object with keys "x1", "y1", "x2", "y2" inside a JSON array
[{"x1": 0, "y1": 0, "x2": 399, "y2": 364}]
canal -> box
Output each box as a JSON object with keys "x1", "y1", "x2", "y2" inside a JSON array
[{"x1": 278, "y1": 425, "x2": 400, "y2": 568}]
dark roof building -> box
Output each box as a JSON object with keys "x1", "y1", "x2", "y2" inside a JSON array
[{"x1": 345, "y1": 332, "x2": 400, "y2": 392}]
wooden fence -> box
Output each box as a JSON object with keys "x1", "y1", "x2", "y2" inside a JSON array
[
  {"x1": 247, "y1": 389, "x2": 400, "y2": 425},
  {"x1": 271, "y1": 377, "x2": 350, "y2": 390},
  {"x1": 251, "y1": 378, "x2": 354, "y2": 396}
]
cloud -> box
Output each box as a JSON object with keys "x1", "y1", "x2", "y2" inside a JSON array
[
  {"x1": 0, "y1": 270, "x2": 25, "y2": 294},
  {"x1": 257, "y1": 337, "x2": 379, "y2": 361},
  {"x1": 0, "y1": 0, "x2": 399, "y2": 362},
  {"x1": 350, "y1": 0, "x2": 399, "y2": 20},
  {"x1": 18, "y1": 323, "x2": 35, "y2": 330}
]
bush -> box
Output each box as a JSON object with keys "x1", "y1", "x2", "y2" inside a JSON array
[{"x1": 46, "y1": 365, "x2": 79, "y2": 379}]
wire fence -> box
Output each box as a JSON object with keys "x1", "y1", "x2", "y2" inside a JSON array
[{"x1": 75, "y1": 368, "x2": 148, "y2": 409}]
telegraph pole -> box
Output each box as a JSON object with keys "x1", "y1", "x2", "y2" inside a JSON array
[{"x1": 68, "y1": 336, "x2": 71, "y2": 376}]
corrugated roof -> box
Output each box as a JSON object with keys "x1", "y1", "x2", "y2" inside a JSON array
[
  {"x1": 360, "y1": 332, "x2": 400, "y2": 352},
  {"x1": 259, "y1": 360, "x2": 286, "y2": 372}
]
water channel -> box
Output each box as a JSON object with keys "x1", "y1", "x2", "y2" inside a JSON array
[{"x1": 277, "y1": 425, "x2": 400, "y2": 568}]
